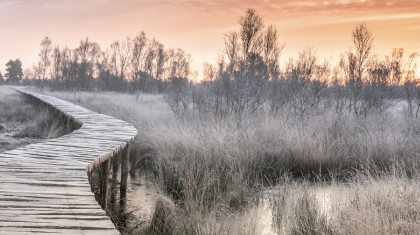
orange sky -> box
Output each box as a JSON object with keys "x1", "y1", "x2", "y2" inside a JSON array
[{"x1": 1, "y1": 0, "x2": 419, "y2": 78}]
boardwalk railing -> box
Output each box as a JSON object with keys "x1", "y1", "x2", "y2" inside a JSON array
[{"x1": 0, "y1": 88, "x2": 137, "y2": 234}]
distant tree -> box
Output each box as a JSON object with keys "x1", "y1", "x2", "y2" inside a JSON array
[
  {"x1": 32, "y1": 62, "x2": 42, "y2": 80},
  {"x1": 223, "y1": 8, "x2": 284, "y2": 126},
  {"x1": 164, "y1": 77, "x2": 191, "y2": 119},
  {"x1": 283, "y1": 46, "x2": 328, "y2": 119},
  {"x1": 142, "y1": 39, "x2": 157, "y2": 79},
  {"x1": 51, "y1": 45, "x2": 62, "y2": 82},
  {"x1": 23, "y1": 68, "x2": 33, "y2": 80},
  {"x1": 110, "y1": 37, "x2": 132, "y2": 83},
  {"x1": 389, "y1": 48, "x2": 404, "y2": 84},
  {"x1": 131, "y1": 31, "x2": 148, "y2": 84},
  {"x1": 403, "y1": 52, "x2": 420, "y2": 117},
  {"x1": 202, "y1": 62, "x2": 216, "y2": 82},
  {"x1": 340, "y1": 23, "x2": 375, "y2": 116},
  {"x1": 24, "y1": 31, "x2": 192, "y2": 92},
  {"x1": 165, "y1": 48, "x2": 192, "y2": 79},
  {"x1": 155, "y1": 42, "x2": 166, "y2": 81},
  {"x1": 0, "y1": 72, "x2": 4, "y2": 85},
  {"x1": 75, "y1": 38, "x2": 101, "y2": 89},
  {"x1": 351, "y1": 23, "x2": 375, "y2": 83},
  {"x1": 38, "y1": 37, "x2": 53, "y2": 80},
  {"x1": 59, "y1": 46, "x2": 72, "y2": 89},
  {"x1": 5, "y1": 59, "x2": 23, "y2": 84}
]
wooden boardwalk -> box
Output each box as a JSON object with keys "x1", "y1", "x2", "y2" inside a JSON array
[{"x1": 0, "y1": 88, "x2": 137, "y2": 234}]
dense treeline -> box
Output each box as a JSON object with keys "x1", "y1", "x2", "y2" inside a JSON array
[
  {"x1": 4, "y1": 9, "x2": 420, "y2": 234},
  {"x1": 2, "y1": 8, "x2": 420, "y2": 122},
  {"x1": 164, "y1": 9, "x2": 420, "y2": 126},
  {"x1": 21, "y1": 33, "x2": 192, "y2": 92}
]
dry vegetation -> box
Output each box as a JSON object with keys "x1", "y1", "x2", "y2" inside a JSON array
[
  {"x1": 4, "y1": 7, "x2": 420, "y2": 235},
  {"x1": 0, "y1": 86, "x2": 66, "y2": 153},
  {"x1": 35, "y1": 88, "x2": 420, "y2": 235},
  {"x1": 1, "y1": 2, "x2": 419, "y2": 233},
  {"x1": 272, "y1": 165, "x2": 420, "y2": 235}
]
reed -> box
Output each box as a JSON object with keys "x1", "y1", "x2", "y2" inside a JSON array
[{"x1": 37, "y1": 89, "x2": 420, "y2": 234}]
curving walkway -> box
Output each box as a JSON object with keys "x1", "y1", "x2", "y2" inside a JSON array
[{"x1": 0, "y1": 88, "x2": 137, "y2": 234}]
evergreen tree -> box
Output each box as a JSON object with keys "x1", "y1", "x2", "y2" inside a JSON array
[{"x1": 5, "y1": 59, "x2": 23, "y2": 84}]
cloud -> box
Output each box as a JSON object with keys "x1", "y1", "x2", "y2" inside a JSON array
[
  {"x1": 1, "y1": 0, "x2": 419, "y2": 74},
  {"x1": 5, "y1": 0, "x2": 419, "y2": 20}
]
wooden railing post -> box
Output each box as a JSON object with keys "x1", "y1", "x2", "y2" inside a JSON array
[
  {"x1": 10, "y1": 89, "x2": 136, "y2": 234},
  {"x1": 110, "y1": 152, "x2": 120, "y2": 206},
  {"x1": 101, "y1": 159, "x2": 111, "y2": 210},
  {"x1": 120, "y1": 143, "x2": 130, "y2": 208},
  {"x1": 67, "y1": 117, "x2": 71, "y2": 133}
]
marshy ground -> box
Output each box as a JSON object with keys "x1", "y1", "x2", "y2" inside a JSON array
[
  {"x1": 0, "y1": 86, "x2": 67, "y2": 153},
  {"x1": 3, "y1": 85, "x2": 420, "y2": 234},
  {"x1": 32, "y1": 88, "x2": 420, "y2": 235}
]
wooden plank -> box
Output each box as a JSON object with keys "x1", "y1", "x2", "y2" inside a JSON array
[
  {"x1": 0, "y1": 228, "x2": 118, "y2": 235},
  {"x1": 0, "y1": 88, "x2": 138, "y2": 234}
]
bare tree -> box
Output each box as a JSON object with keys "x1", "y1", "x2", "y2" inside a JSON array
[
  {"x1": 59, "y1": 46, "x2": 72, "y2": 89},
  {"x1": 222, "y1": 8, "x2": 283, "y2": 125},
  {"x1": 24, "y1": 31, "x2": 194, "y2": 92},
  {"x1": 341, "y1": 23, "x2": 375, "y2": 116},
  {"x1": 50, "y1": 45, "x2": 62, "y2": 89},
  {"x1": 232, "y1": 53, "x2": 269, "y2": 125},
  {"x1": 120, "y1": 38, "x2": 133, "y2": 80},
  {"x1": 38, "y1": 37, "x2": 53, "y2": 80},
  {"x1": 23, "y1": 68, "x2": 33, "y2": 80},
  {"x1": 389, "y1": 48, "x2": 404, "y2": 84},
  {"x1": 97, "y1": 49, "x2": 117, "y2": 90},
  {"x1": 223, "y1": 31, "x2": 241, "y2": 74},
  {"x1": 164, "y1": 77, "x2": 191, "y2": 120},
  {"x1": 403, "y1": 52, "x2": 420, "y2": 117},
  {"x1": 203, "y1": 62, "x2": 216, "y2": 82},
  {"x1": 155, "y1": 42, "x2": 167, "y2": 81},
  {"x1": 239, "y1": 8, "x2": 265, "y2": 58},
  {"x1": 144, "y1": 39, "x2": 158, "y2": 76},
  {"x1": 131, "y1": 31, "x2": 148, "y2": 82},
  {"x1": 285, "y1": 47, "x2": 326, "y2": 119},
  {"x1": 331, "y1": 65, "x2": 351, "y2": 117},
  {"x1": 74, "y1": 38, "x2": 101, "y2": 89},
  {"x1": 263, "y1": 24, "x2": 284, "y2": 79},
  {"x1": 351, "y1": 23, "x2": 375, "y2": 83},
  {"x1": 165, "y1": 48, "x2": 192, "y2": 79},
  {"x1": 365, "y1": 56, "x2": 397, "y2": 115},
  {"x1": 291, "y1": 46, "x2": 319, "y2": 83},
  {"x1": 110, "y1": 37, "x2": 132, "y2": 83},
  {"x1": 175, "y1": 48, "x2": 192, "y2": 78},
  {"x1": 32, "y1": 62, "x2": 42, "y2": 80}
]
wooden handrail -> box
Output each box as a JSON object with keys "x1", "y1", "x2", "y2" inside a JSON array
[{"x1": 0, "y1": 88, "x2": 137, "y2": 234}]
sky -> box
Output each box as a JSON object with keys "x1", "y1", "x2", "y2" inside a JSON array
[{"x1": 0, "y1": 0, "x2": 420, "y2": 78}]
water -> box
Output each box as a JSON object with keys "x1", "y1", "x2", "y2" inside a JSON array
[
  {"x1": 126, "y1": 173, "x2": 158, "y2": 219},
  {"x1": 257, "y1": 184, "x2": 351, "y2": 234},
  {"x1": 125, "y1": 179, "x2": 351, "y2": 234}
]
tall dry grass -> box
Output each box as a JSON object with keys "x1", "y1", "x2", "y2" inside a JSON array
[
  {"x1": 36, "y1": 88, "x2": 420, "y2": 234},
  {"x1": 0, "y1": 86, "x2": 66, "y2": 140},
  {"x1": 272, "y1": 164, "x2": 420, "y2": 235}
]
